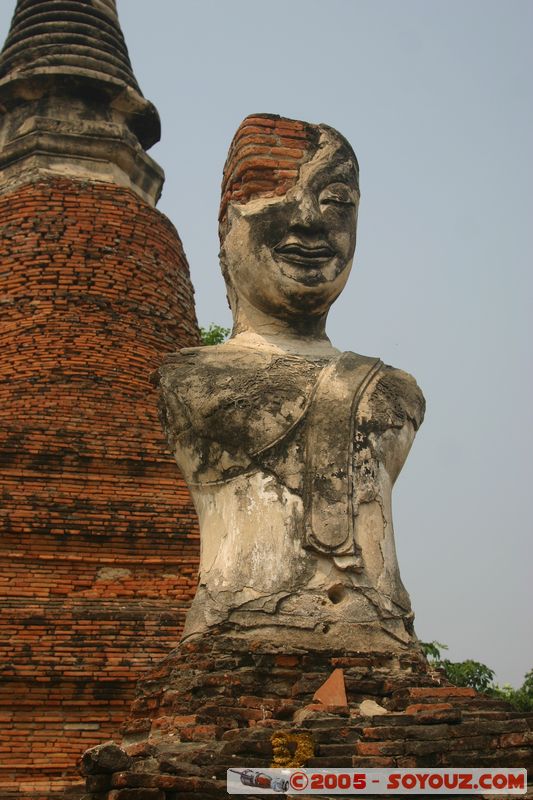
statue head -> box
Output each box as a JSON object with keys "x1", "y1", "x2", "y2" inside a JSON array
[{"x1": 219, "y1": 114, "x2": 360, "y2": 334}]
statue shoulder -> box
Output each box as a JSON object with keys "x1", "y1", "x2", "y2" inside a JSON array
[
  {"x1": 154, "y1": 345, "x2": 321, "y2": 455},
  {"x1": 153, "y1": 347, "x2": 216, "y2": 446},
  {"x1": 155, "y1": 345, "x2": 210, "y2": 374},
  {"x1": 154, "y1": 344, "x2": 231, "y2": 388},
  {"x1": 369, "y1": 362, "x2": 426, "y2": 431}
]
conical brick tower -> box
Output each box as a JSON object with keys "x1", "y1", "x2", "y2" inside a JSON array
[{"x1": 0, "y1": 1, "x2": 200, "y2": 797}]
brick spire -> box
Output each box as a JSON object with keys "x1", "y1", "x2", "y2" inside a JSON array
[
  {"x1": 0, "y1": 0, "x2": 163, "y2": 202},
  {"x1": 0, "y1": 0, "x2": 142, "y2": 92},
  {"x1": 0, "y1": 1, "x2": 200, "y2": 795}
]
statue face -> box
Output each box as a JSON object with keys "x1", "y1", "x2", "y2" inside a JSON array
[{"x1": 222, "y1": 130, "x2": 359, "y2": 321}]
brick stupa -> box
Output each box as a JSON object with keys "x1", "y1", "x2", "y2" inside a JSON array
[{"x1": 0, "y1": 1, "x2": 200, "y2": 796}]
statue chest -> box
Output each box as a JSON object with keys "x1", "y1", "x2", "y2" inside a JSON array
[
  {"x1": 160, "y1": 350, "x2": 380, "y2": 481},
  {"x1": 159, "y1": 349, "x2": 388, "y2": 559},
  {"x1": 160, "y1": 351, "x2": 321, "y2": 479}
]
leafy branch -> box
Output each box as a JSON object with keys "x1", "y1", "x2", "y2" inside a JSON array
[
  {"x1": 421, "y1": 641, "x2": 533, "y2": 711},
  {"x1": 199, "y1": 323, "x2": 231, "y2": 346}
]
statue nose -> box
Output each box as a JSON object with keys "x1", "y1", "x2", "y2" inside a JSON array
[{"x1": 287, "y1": 190, "x2": 322, "y2": 229}]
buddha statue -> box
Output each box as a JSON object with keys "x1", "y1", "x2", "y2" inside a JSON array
[{"x1": 156, "y1": 114, "x2": 425, "y2": 653}]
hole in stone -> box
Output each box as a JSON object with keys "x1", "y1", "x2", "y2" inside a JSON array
[{"x1": 327, "y1": 584, "x2": 346, "y2": 604}]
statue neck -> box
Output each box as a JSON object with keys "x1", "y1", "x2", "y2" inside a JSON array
[{"x1": 230, "y1": 296, "x2": 338, "y2": 357}]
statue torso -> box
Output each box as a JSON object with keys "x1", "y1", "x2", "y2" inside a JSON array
[{"x1": 156, "y1": 343, "x2": 425, "y2": 651}]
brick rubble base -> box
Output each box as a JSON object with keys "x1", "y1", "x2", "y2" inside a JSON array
[{"x1": 80, "y1": 632, "x2": 533, "y2": 799}]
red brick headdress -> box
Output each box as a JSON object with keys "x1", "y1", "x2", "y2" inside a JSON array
[
  {"x1": 218, "y1": 114, "x2": 321, "y2": 239},
  {"x1": 219, "y1": 114, "x2": 359, "y2": 244}
]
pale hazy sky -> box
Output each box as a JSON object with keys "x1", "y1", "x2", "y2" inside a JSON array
[{"x1": 1, "y1": 1, "x2": 531, "y2": 687}]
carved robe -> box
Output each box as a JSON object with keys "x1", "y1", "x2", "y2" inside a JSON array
[{"x1": 156, "y1": 344, "x2": 425, "y2": 651}]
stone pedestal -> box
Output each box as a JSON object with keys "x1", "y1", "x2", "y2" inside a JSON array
[{"x1": 80, "y1": 632, "x2": 533, "y2": 799}]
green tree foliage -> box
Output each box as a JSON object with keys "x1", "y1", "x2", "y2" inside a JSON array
[
  {"x1": 420, "y1": 641, "x2": 533, "y2": 711},
  {"x1": 491, "y1": 669, "x2": 533, "y2": 712},
  {"x1": 199, "y1": 323, "x2": 231, "y2": 346},
  {"x1": 440, "y1": 659, "x2": 495, "y2": 693},
  {"x1": 420, "y1": 640, "x2": 447, "y2": 662}
]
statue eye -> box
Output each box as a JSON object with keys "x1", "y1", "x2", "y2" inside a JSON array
[
  {"x1": 319, "y1": 183, "x2": 357, "y2": 207},
  {"x1": 321, "y1": 197, "x2": 355, "y2": 206}
]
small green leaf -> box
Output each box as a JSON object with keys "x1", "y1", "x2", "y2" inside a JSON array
[{"x1": 199, "y1": 323, "x2": 231, "y2": 346}]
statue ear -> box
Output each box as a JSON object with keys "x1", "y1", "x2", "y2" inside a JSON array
[
  {"x1": 218, "y1": 201, "x2": 240, "y2": 247},
  {"x1": 219, "y1": 247, "x2": 239, "y2": 317}
]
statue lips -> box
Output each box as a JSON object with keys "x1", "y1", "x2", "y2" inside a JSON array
[{"x1": 274, "y1": 238, "x2": 336, "y2": 267}]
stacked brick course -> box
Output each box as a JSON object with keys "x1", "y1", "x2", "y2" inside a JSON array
[
  {"x1": 219, "y1": 114, "x2": 323, "y2": 229},
  {"x1": 0, "y1": 177, "x2": 200, "y2": 798},
  {"x1": 80, "y1": 634, "x2": 533, "y2": 799}
]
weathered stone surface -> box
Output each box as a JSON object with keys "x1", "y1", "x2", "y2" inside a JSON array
[
  {"x1": 0, "y1": 0, "x2": 162, "y2": 203},
  {"x1": 80, "y1": 742, "x2": 132, "y2": 776},
  {"x1": 156, "y1": 113, "x2": 425, "y2": 654},
  {"x1": 86, "y1": 775, "x2": 114, "y2": 792},
  {"x1": 108, "y1": 790, "x2": 164, "y2": 800},
  {"x1": 359, "y1": 699, "x2": 389, "y2": 716}
]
